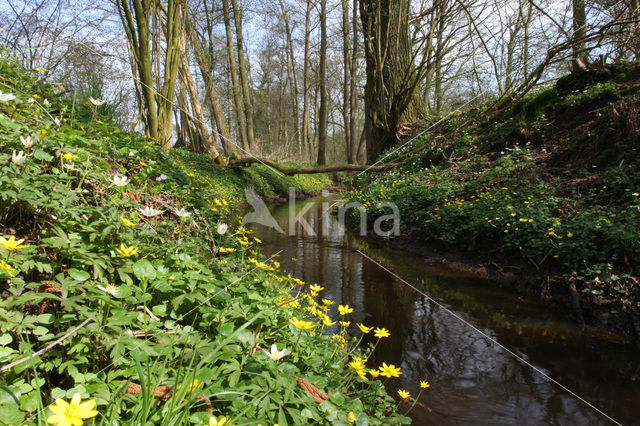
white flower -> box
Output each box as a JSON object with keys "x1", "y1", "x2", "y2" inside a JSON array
[
  {"x1": 20, "y1": 135, "x2": 33, "y2": 148},
  {"x1": 43, "y1": 99, "x2": 50, "y2": 106},
  {"x1": 633, "y1": 193, "x2": 639, "y2": 197},
  {"x1": 155, "y1": 174, "x2": 168, "y2": 181},
  {"x1": 139, "y1": 206, "x2": 164, "y2": 217},
  {"x1": 174, "y1": 207, "x2": 192, "y2": 218},
  {"x1": 27, "y1": 97, "x2": 35, "y2": 104},
  {"x1": 217, "y1": 223, "x2": 228, "y2": 235},
  {"x1": 97, "y1": 284, "x2": 119, "y2": 296},
  {"x1": 109, "y1": 175, "x2": 129, "y2": 186},
  {"x1": 264, "y1": 344, "x2": 287, "y2": 360},
  {"x1": 0, "y1": 90, "x2": 16, "y2": 102},
  {"x1": 88, "y1": 96, "x2": 105, "y2": 106},
  {"x1": 11, "y1": 150, "x2": 26, "y2": 165},
  {"x1": 53, "y1": 117, "x2": 61, "y2": 126}
]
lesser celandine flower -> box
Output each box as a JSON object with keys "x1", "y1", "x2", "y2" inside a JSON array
[
  {"x1": 115, "y1": 244, "x2": 139, "y2": 257},
  {"x1": 398, "y1": 389, "x2": 410, "y2": 399},
  {"x1": 357, "y1": 323, "x2": 373, "y2": 333},
  {"x1": 369, "y1": 369, "x2": 380, "y2": 378},
  {"x1": 289, "y1": 317, "x2": 315, "y2": 330},
  {"x1": 61, "y1": 153, "x2": 75, "y2": 161},
  {"x1": 120, "y1": 216, "x2": 136, "y2": 227},
  {"x1": 338, "y1": 304, "x2": 354, "y2": 315},
  {"x1": 420, "y1": 380, "x2": 430, "y2": 388},
  {"x1": 374, "y1": 327, "x2": 390, "y2": 339},
  {"x1": 0, "y1": 260, "x2": 16, "y2": 277},
  {"x1": 208, "y1": 416, "x2": 228, "y2": 426},
  {"x1": 378, "y1": 362, "x2": 402, "y2": 378},
  {"x1": 109, "y1": 175, "x2": 129, "y2": 187},
  {"x1": 265, "y1": 344, "x2": 288, "y2": 360},
  {"x1": 347, "y1": 412, "x2": 356, "y2": 423},
  {"x1": 46, "y1": 392, "x2": 98, "y2": 425},
  {"x1": 339, "y1": 321, "x2": 351, "y2": 327},
  {"x1": 309, "y1": 284, "x2": 324, "y2": 294},
  {"x1": 322, "y1": 298, "x2": 334, "y2": 305},
  {"x1": 0, "y1": 235, "x2": 30, "y2": 251},
  {"x1": 322, "y1": 316, "x2": 336, "y2": 327}
]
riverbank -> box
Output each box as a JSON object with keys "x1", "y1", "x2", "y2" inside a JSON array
[
  {"x1": 346, "y1": 61, "x2": 640, "y2": 343},
  {"x1": 0, "y1": 59, "x2": 407, "y2": 425}
]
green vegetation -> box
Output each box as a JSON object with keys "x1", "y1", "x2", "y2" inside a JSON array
[
  {"x1": 0, "y1": 59, "x2": 408, "y2": 425},
  {"x1": 348, "y1": 62, "x2": 640, "y2": 323}
]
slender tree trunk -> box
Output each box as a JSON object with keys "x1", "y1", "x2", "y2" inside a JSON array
[
  {"x1": 631, "y1": 0, "x2": 640, "y2": 58},
  {"x1": 317, "y1": 0, "x2": 328, "y2": 166},
  {"x1": 341, "y1": 0, "x2": 352, "y2": 163},
  {"x1": 156, "y1": 0, "x2": 181, "y2": 147},
  {"x1": 185, "y1": 18, "x2": 234, "y2": 154},
  {"x1": 572, "y1": 0, "x2": 588, "y2": 71},
  {"x1": 279, "y1": 0, "x2": 302, "y2": 155},
  {"x1": 230, "y1": 0, "x2": 256, "y2": 151},
  {"x1": 349, "y1": 0, "x2": 360, "y2": 163},
  {"x1": 302, "y1": 0, "x2": 313, "y2": 158},
  {"x1": 222, "y1": 0, "x2": 248, "y2": 151},
  {"x1": 177, "y1": 22, "x2": 219, "y2": 156}
]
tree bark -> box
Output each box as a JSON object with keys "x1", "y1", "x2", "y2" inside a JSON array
[
  {"x1": 302, "y1": 0, "x2": 313, "y2": 157},
  {"x1": 349, "y1": 0, "x2": 360, "y2": 163},
  {"x1": 572, "y1": 0, "x2": 588, "y2": 71},
  {"x1": 222, "y1": 0, "x2": 248, "y2": 151},
  {"x1": 341, "y1": 0, "x2": 352, "y2": 163},
  {"x1": 360, "y1": 0, "x2": 425, "y2": 163},
  {"x1": 230, "y1": 0, "x2": 256, "y2": 151},
  {"x1": 317, "y1": 0, "x2": 328, "y2": 166},
  {"x1": 279, "y1": 0, "x2": 302, "y2": 155}
]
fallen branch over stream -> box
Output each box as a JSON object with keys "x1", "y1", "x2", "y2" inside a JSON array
[{"x1": 228, "y1": 156, "x2": 401, "y2": 175}]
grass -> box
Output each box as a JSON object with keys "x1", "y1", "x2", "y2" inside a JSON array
[{"x1": 0, "y1": 57, "x2": 410, "y2": 425}]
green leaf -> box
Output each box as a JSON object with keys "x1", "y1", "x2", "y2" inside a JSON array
[
  {"x1": 0, "y1": 334, "x2": 12, "y2": 346},
  {"x1": 68, "y1": 268, "x2": 90, "y2": 282},
  {"x1": 132, "y1": 259, "x2": 156, "y2": 281},
  {"x1": 33, "y1": 149, "x2": 54, "y2": 162}
]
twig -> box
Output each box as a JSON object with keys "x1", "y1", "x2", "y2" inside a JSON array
[{"x1": 0, "y1": 312, "x2": 97, "y2": 373}]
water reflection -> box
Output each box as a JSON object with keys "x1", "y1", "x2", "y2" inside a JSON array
[{"x1": 251, "y1": 197, "x2": 640, "y2": 425}]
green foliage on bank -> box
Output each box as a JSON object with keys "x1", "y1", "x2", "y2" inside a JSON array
[
  {"x1": 0, "y1": 58, "x2": 407, "y2": 425},
  {"x1": 349, "y1": 62, "x2": 640, "y2": 305}
]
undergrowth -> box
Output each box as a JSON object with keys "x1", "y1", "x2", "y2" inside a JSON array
[{"x1": 0, "y1": 58, "x2": 410, "y2": 425}]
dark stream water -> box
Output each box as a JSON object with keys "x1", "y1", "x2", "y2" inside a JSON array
[{"x1": 250, "y1": 196, "x2": 640, "y2": 425}]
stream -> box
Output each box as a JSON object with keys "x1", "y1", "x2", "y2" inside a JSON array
[{"x1": 249, "y1": 195, "x2": 640, "y2": 425}]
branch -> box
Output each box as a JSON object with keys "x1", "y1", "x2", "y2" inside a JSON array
[{"x1": 228, "y1": 157, "x2": 400, "y2": 175}]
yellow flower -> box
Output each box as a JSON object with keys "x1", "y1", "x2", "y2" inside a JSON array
[
  {"x1": 398, "y1": 389, "x2": 410, "y2": 399},
  {"x1": 378, "y1": 362, "x2": 402, "y2": 378},
  {"x1": 289, "y1": 317, "x2": 315, "y2": 330},
  {"x1": 567, "y1": 232, "x2": 574, "y2": 238},
  {"x1": 348, "y1": 358, "x2": 365, "y2": 372},
  {"x1": 120, "y1": 216, "x2": 136, "y2": 227},
  {"x1": 322, "y1": 316, "x2": 336, "y2": 327},
  {"x1": 338, "y1": 305, "x2": 354, "y2": 315},
  {"x1": 357, "y1": 323, "x2": 373, "y2": 333},
  {"x1": 254, "y1": 237, "x2": 262, "y2": 244},
  {"x1": 0, "y1": 236, "x2": 30, "y2": 251},
  {"x1": 347, "y1": 412, "x2": 356, "y2": 423},
  {"x1": 46, "y1": 393, "x2": 98, "y2": 425},
  {"x1": 115, "y1": 244, "x2": 139, "y2": 257},
  {"x1": 0, "y1": 260, "x2": 16, "y2": 277},
  {"x1": 209, "y1": 416, "x2": 229, "y2": 426},
  {"x1": 180, "y1": 379, "x2": 202, "y2": 393},
  {"x1": 218, "y1": 247, "x2": 236, "y2": 253},
  {"x1": 369, "y1": 369, "x2": 380, "y2": 378},
  {"x1": 322, "y1": 298, "x2": 334, "y2": 305},
  {"x1": 309, "y1": 284, "x2": 324, "y2": 294},
  {"x1": 61, "y1": 153, "x2": 75, "y2": 161},
  {"x1": 420, "y1": 380, "x2": 430, "y2": 388},
  {"x1": 374, "y1": 327, "x2": 390, "y2": 339},
  {"x1": 339, "y1": 321, "x2": 351, "y2": 327}
]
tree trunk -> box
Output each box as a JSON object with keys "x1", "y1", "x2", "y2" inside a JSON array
[
  {"x1": 156, "y1": 0, "x2": 181, "y2": 147},
  {"x1": 360, "y1": 0, "x2": 425, "y2": 163},
  {"x1": 230, "y1": 0, "x2": 256, "y2": 152},
  {"x1": 302, "y1": 0, "x2": 313, "y2": 158},
  {"x1": 572, "y1": 0, "x2": 588, "y2": 72},
  {"x1": 222, "y1": 0, "x2": 248, "y2": 151},
  {"x1": 317, "y1": 0, "x2": 328, "y2": 166},
  {"x1": 341, "y1": 0, "x2": 352, "y2": 163},
  {"x1": 185, "y1": 16, "x2": 235, "y2": 154},
  {"x1": 349, "y1": 0, "x2": 359, "y2": 163},
  {"x1": 279, "y1": 0, "x2": 302, "y2": 155}
]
